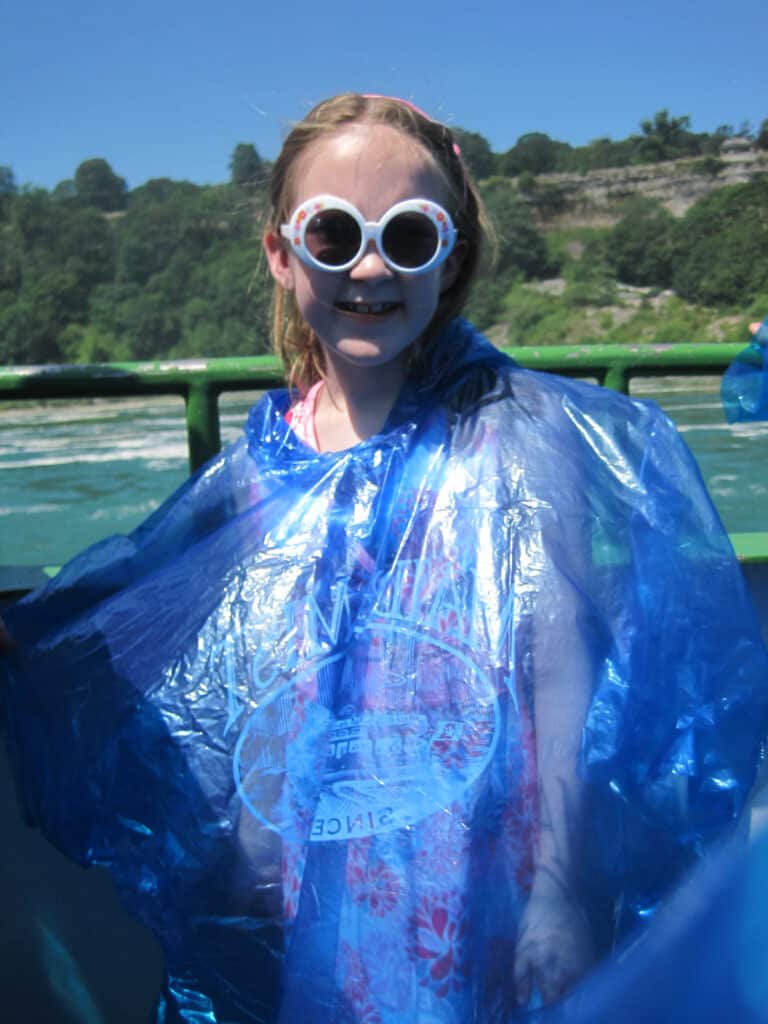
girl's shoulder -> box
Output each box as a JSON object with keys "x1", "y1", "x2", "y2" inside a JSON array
[{"x1": 439, "y1": 319, "x2": 668, "y2": 435}]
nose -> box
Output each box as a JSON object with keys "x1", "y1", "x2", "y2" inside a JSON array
[{"x1": 349, "y1": 240, "x2": 394, "y2": 280}]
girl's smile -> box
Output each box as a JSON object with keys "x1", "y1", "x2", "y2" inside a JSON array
[{"x1": 334, "y1": 301, "x2": 402, "y2": 317}]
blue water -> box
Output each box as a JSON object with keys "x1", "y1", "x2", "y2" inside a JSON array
[{"x1": 0, "y1": 379, "x2": 765, "y2": 568}]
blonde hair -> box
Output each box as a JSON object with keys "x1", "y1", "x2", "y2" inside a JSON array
[{"x1": 265, "y1": 93, "x2": 492, "y2": 392}]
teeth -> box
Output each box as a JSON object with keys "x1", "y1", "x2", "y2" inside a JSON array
[{"x1": 338, "y1": 301, "x2": 398, "y2": 315}]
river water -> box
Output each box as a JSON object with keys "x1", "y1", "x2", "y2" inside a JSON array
[{"x1": 1, "y1": 379, "x2": 766, "y2": 568}]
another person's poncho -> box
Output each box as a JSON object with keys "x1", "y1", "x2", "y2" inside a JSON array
[
  {"x1": 3, "y1": 321, "x2": 767, "y2": 1023},
  {"x1": 722, "y1": 316, "x2": 768, "y2": 422}
]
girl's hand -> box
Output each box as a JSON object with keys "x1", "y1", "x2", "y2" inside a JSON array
[{"x1": 514, "y1": 875, "x2": 594, "y2": 1008}]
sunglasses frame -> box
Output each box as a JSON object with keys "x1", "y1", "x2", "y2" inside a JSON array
[{"x1": 280, "y1": 195, "x2": 457, "y2": 275}]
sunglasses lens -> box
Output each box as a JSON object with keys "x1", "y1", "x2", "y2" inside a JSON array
[
  {"x1": 304, "y1": 210, "x2": 361, "y2": 267},
  {"x1": 382, "y1": 213, "x2": 439, "y2": 269}
]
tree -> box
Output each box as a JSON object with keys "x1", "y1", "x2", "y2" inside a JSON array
[
  {"x1": 497, "y1": 133, "x2": 571, "y2": 177},
  {"x1": 565, "y1": 136, "x2": 637, "y2": 172},
  {"x1": 230, "y1": 143, "x2": 264, "y2": 189},
  {"x1": 0, "y1": 166, "x2": 16, "y2": 220},
  {"x1": 757, "y1": 119, "x2": 768, "y2": 151},
  {"x1": 480, "y1": 179, "x2": 552, "y2": 279},
  {"x1": 52, "y1": 179, "x2": 77, "y2": 201},
  {"x1": 74, "y1": 158, "x2": 127, "y2": 211},
  {"x1": 636, "y1": 110, "x2": 699, "y2": 162},
  {"x1": 451, "y1": 128, "x2": 495, "y2": 180},
  {"x1": 0, "y1": 270, "x2": 83, "y2": 364},
  {"x1": 465, "y1": 179, "x2": 553, "y2": 327},
  {"x1": 604, "y1": 197, "x2": 676, "y2": 287},
  {"x1": 0, "y1": 166, "x2": 16, "y2": 195},
  {"x1": 58, "y1": 205, "x2": 116, "y2": 290},
  {"x1": 672, "y1": 177, "x2": 768, "y2": 305},
  {"x1": 13, "y1": 189, "x2": 59, "y2": 253}
]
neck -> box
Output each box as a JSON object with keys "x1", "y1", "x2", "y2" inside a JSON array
[{"x1": 314, "y1": 351, "x2": 409, "y2": 452}]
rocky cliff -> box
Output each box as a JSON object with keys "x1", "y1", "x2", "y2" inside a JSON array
[{"x1": 527, "y1": 148, "x2": 768, "y2": 228}]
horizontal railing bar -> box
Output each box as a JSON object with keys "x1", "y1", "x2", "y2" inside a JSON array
[
  {"x1": 0, "y1": 354, "x2": 286, "y2": 396},
  {"x1": 2, "y1": 343, "x2": 763, "y2": 565},
  {"x1": 0, "y1": 342, "x2": 745, "y2": 397}
]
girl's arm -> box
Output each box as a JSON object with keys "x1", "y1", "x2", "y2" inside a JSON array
[{"x1": 514, "y1": 610, "x2": 595, "y2": 1005}]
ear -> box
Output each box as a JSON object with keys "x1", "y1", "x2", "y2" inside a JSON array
[
  {"x1": 439, "y1": 239, "x2": 468, "y2": 294},
  {"x1": 263, "y1": 230, "x2": 295, "y2": 290}
]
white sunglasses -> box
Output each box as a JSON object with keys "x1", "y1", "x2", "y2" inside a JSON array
[{"x1": 280, "y1": 195, "x2": 457, "y2": 275}]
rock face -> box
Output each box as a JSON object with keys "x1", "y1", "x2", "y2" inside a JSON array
[{"x1": 527, "y1": 149, "x2": 768, "y2": 227}]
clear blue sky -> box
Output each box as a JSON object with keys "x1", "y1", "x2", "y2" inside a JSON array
[{"x1": 3, "y1": 0, "x2": 767, "y2": 191}]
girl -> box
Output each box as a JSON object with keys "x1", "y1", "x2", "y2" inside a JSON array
[{"x1": 2, "y1": 94, "x2": 767, "y2": 1024}]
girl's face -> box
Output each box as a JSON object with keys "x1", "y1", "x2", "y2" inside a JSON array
[{"x1": 265, "y1": 124, "x2": 464, "y2": 381}]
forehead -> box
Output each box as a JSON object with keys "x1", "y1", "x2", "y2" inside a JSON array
[{"x1": 290, "y1": 123, "x2": 451, "y2": 216}]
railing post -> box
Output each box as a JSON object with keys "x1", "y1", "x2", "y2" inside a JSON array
[
  {"x1": 186, "y1": 380, "x2": 221, "y2": 472},
  {"x1": 603, "y1": 364, "x2": 629, "y2": 393}
]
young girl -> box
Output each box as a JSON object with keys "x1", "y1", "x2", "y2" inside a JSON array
[{"x1": 2, "y1": 93, "x2": 767, "y2": 1024}]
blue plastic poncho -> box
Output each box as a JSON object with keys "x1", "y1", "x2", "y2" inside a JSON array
[
  {"x1": 722, "y1": 316, "x2": 768, "y2": 422},
  {"x1": 3, "y1": 320, "x2": 767, "y2": 1023}
]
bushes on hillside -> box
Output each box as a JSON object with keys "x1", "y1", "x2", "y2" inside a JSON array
[
  {"x1": 604, "y1": 198, "x2": 676, "y2": 288},
  {"x1": 671, "y1": 176, "x2": 768, "y2": 306}
]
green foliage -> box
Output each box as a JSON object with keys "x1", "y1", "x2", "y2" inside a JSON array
[
  {"x1": 672, "y1": 176, "x2": 768, "y2": 305},
  {"x1": 52, "y1": 179, "x2": 77, "y2": 202},
  {"x1": 0, "y1": 167, "x2": 16, "y2": 196},
  {"x1": 563, "y1": 241, "x2": 617, "y2": 308},
  {"x1": 757, "y1": 119, "x2": 768, "y2": 151},
  {"x1": 601, "y1": 297, "x2": 708, "y2": 344},
  {"x1": 514, "y1": 174, "x2": 568, "y2": 218},
  {"x1": 636, "y1": 111, "x2": 700, "y2": 162},
  {"x1": 74, "y1": 158, "x2": 127, "y2": 211},
  {"x1": 497, "y1": 133, "x2": 571, "y2": 176},
  {"x1": 230, "y1": 144, "x2": 265, "y2": 190},
  {"x1": 451, "y1": 128, "x2": 495, "y2": 180},
  {"x1": 464, "y1": 273, "x2": 518, "y2": 331},
  {"x1": 0, "y1": 105, "x2": 764, "y2": 365},
  {"x1": 0, "y1": 167, "x2": 16, "y2": 221},
  {"x1": 689, "y1": 156, "x2": 725, "y2": 177},
  {"x1": 0, "y1": 268, "x2": 84, "y2": 363},
  {"x1": 464, "y1": 179, "x2": 553, "y2": 328},
  {"x1": 502, "y1": 283, "x2": 576, "y2": 346},
  {"x1": 0, "y1": 163, "x2": 269, "y2": 364},
  {"x1": 499, "y1": 279, "x2": 747, "y2": 348},
  {"x1": 479, "y1": 178, "x2": 552, "y2": 278},
  {"x1": 494, "y1": 109, "x2": 737, "y2": 179},
  {"x1": 565, "y1": 136, "x2": 638, "y2": 173},
  {"x1": 603, "y1": 197, "x2": 676, "y2": 288},
  {"x1": 543, "y1": 226, "x2": 606, "y2": 270}
]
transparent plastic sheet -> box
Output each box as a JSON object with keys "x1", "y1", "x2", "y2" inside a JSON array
[
  {"x1": 3, "y1": 320, "x2": 768, "y2": 1023},
  {"x1": 539, "y1": 804, "x2": 768, "y2": 1024},
  {"x1": 722, "y1": 317, "x2": 768, "y2": 422}
]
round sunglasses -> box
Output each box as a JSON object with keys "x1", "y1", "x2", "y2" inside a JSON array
[{"x1": 280, "y1": 195, "x2": 457, "y2": 275}]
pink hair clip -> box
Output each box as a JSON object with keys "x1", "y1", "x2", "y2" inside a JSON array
[{"x1": 363, "y1": 94, "x2": 463, "y2": 159}]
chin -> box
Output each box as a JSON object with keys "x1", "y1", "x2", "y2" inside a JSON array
[{"x1": 334, "y1": 337, "x2": 413, "y2": 368}]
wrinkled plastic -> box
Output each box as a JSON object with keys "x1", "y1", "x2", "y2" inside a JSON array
[
  {"x1": 3, "y1": 320, "x2": 768, "y2": 1023},
  {"x1": 540, "y1": 813, "x2": 768, "y2": 1023},
  {"x1": 722, "y1": 316, "x2": 768, "y2": 422}
]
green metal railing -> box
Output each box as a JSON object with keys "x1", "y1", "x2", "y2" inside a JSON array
[
  {"x1": 1, "y1": 342, "x2": 765, "y2": 570},
  {"x1": 0, "y1": 343, "x2": 747, "y2": 470}
]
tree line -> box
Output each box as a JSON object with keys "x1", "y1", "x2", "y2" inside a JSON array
[
  {"x1": 455, "y1": 110, "x2": 768, "y2": 179},
  {"x1": 1, "y1": 110, "x2": 767, "y2": 365}
]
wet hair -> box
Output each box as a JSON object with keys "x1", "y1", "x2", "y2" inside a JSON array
[{"x1": 265, "y1": 93, "x2": 493, "y2": 392}]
